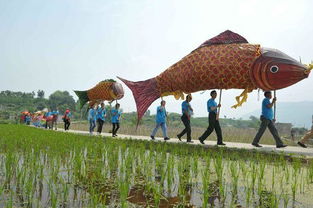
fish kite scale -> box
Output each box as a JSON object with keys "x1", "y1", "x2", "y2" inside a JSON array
[
  {"x1": 156, "y1": 44, "x2": 260, "y2": 94},
  {"x1": 118, "y1": 30, "x2": 310, "y2": 123}
]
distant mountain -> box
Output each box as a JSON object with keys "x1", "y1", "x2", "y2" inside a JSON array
[{"x1": 241, "y1": 101, "x2": 313, "y2": 128}]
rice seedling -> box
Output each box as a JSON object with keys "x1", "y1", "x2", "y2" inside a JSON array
[{"x1": 1, "y1": 124, "x2": 313, "y2": 207}]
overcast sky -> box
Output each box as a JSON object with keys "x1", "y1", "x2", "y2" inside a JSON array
[{"x1": 1, "y1": 0, "x2": 312, "y2": 119}]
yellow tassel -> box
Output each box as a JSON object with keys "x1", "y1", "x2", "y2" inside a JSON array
[
  {"x1": 161, "y1": 91, "x2": 185, "y2": 100},
  {"x1": 231, "y1": 88, "x2": 253, "y2": 109},
  {"x1": 305, "y1": 62, "x2": 313, "y2": 70},
  {"x1": 304, "y1": 62, "x2": 313, "y2": 75}
]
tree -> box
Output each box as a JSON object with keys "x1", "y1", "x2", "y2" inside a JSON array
[
  {"x1": 37, "y1": 90, "x2": 45, "y2": 99},
  {"x1": 48, "y1": 91, "x2": 75, "y2": 113},
  {"x1": 249, "y1": 115, "x2": 261, "y2": 128}
]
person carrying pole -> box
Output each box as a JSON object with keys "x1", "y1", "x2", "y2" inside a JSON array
[
  {"x1": 177, "y1": 94, "x2": 194, "y2": 143},
  {"x1": 63, "y1": 109, "x2": 71, "y2": 131},
  {"x1": 198, "y1": 90, "x2": 225, "y2": 145},
  {"x1": 96, "y1": 102, "x2": 106, "y2": 135},
  {"x1": 252, "y1": 91, "x2": 287, "y2": 148},
  {"x1": 88, "y1": 104, "x2": 97, "y2": 135},
  {"x1": 111, "y1": 103, "x2": 121, "y2": 137}
]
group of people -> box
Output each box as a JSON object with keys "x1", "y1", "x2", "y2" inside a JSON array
[
  {"x1": 87, "y1": 103, "x2": 122, "y2": 137},
  {"x1": 150, "y1": 91, "x2": 228, "y2": 145},
  {"x1": 150, "y1": 90, "x2": 312, "y2": 148},
  {"x1": 21, "y1": 91, "x2": 312, "y2": 148},
  {"x1": 20, "y1": 108, "x2": 72, "y2": 131}
]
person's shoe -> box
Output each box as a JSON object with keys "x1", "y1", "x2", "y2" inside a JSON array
[
  {"x1": 297, "y1": 142, "x2": 307, "y2": 148},
  {"x1": 164, "y1": 137, "x2": 170, "y2": 141},
  {"x1": 186, "y1": 140, "x2": 194, "y2": 143},
  {"x1": 114, "y1": 134, "x2": 118, "y2": 137},
  {"x1": 217, "y1": 142, "x2": 226, "y2": 146},
  {"x1": 252, "y1": 143, "x2": 262, "y2": 148},
  {"x1": 198, "y1": 138, "x2": 205, "y2": 144},
  {"x1": 177, "y1": 135, "x2": 182, "y2": 141},
  {"x1": 112, "y1": 135, "x2": 115, "y2": 137},
  {"x1": 150, "y1": 135, "x2": 155, "y2": 140},
  {"x1": 276, "y1": 144, "x2": 287, "y2": 148}
]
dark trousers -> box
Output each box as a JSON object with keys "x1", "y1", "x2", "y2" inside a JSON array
[
  {"x1": 97, "y1": 119, "x2": 104, "y2": 133},
  {"x1": 178, "y1": 114, "x2": 191, "y2": 141},
  {"x1": 199, "y1": 112, "x2": 223, "y2": 143},
  {"x1": 64, "y1": 120, "x2": 70, "y2": 130},
  {"x1": 52, "y1": 120, "x2": 57, "y2": 130},
  {"x1": 252, "y1": 116, "x2": 283, "y2": 146},
  {"x1": 112, "y1": 123, "x2": 120, "y2": 136}
]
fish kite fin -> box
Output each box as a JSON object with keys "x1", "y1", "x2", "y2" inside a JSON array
[
  {"x1": 117, "y1": 76, "x2": 160, "y2": 127},
  {"x1": 199, "y1": 30, "x2": 248, "y2": 48},
  {"x1": 74, "y1": 90, "x2": 89, "y2": 109}
]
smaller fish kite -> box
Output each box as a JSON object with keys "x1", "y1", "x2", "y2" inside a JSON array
[{"x1": 74, "y1": 79, "x2": 124, "y2": 108}]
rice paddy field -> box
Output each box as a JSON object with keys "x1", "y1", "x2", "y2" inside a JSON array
[{"x1": 0, "y1": 124, "x2": 313, "y2": 207}]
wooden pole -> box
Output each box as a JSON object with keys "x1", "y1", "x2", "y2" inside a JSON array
[
  {"x1": 216, "y1": 90, "x2": 222, "y2": 120},
  {"x1": 274, "y1": 90, "x2": 276, "y2": 121}
]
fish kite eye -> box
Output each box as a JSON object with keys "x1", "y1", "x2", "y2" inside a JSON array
[{"x1": 270, "y1": 65, "x2": 279, "y2": 73}]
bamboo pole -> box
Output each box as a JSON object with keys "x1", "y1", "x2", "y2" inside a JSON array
[
  {"x1": 216, "y1": 90, "x2": 222, "y2": 120},
  {"x1": 274, "y1": 90, "x2": 276, "y2": 121}
]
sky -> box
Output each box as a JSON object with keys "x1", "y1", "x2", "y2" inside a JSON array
[{"x1": 1, "y1": 0, "x2": 313, "y2": 120}]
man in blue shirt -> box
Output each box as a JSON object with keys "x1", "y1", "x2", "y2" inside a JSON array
[
  {"x1": 252, "y1": 91, "x2": 287, "y2": 148},
  {"x1": 150, "y1": 100, "x2": 170, "y2": 141},
  {"x1": 96, "y1": 102, "x2": 106, "y2": 135},
  {"x1": 199, "y1": 90, "x2": 225, "y2": 145},
  {"x1": 111, "y1": 103, "x2": 121, "y2": 137},
  {"x1": 177, "y1": 94, "x2": 193, "y2": 143},
  {"x1": 88, "y1": 104, "x2": 97, "y2": 135}
]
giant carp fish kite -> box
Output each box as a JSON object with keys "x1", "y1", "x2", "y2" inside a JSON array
[
  {"x1": 74, "y1": 79, "x2": 124, "y2": 108},
  {"x1": 118, "y1": 30, "x2": 312, "y2": 122}
]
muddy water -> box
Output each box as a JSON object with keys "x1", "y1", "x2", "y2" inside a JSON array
[{"x1": 0, "y1": 147, "x2": 313, "y2": 207}]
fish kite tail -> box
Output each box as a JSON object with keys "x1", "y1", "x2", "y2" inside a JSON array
[
  {"x1": 74, "y1": 90, "x2": 89, "y2": 109},
  {"x1": 117, "y1": 76, "x2": 160, "y2": 126}
]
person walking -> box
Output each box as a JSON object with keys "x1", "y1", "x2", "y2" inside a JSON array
[
  {"x1": 96, "y1": 102, "x2": 106, "y2": 135},
  {"x1": 177, "y1": 94, "x2": 194, "y2": 143},
  {"x1": 150, "y1": 100, "x2": 170, "y2": 141},
  {"x1": 297, "y1": 115, "x2": 313, "y2": 148},
  {"x1": 63, "y1": 109, "x2": 71, "y2": 131},
  {"x1": 25, "y1": 113, "x2": 32, "y2": 125},
  {"x1": 51, "y1": 108, "x2": 59, "y2": 130},
  {"x1": 199, "y1": 90, "x2": 225, "y2": 145},
  {"x1": 111, "y1": 103, "x2": 121, "y2": 137},
  {"x1": 44, "y1": 109, "x2": 52, "y2": 129},
  {"x1": 88, "y1": 104, "x2": 97, "y2": 135},
  {"x1": 252, "y1": 91, "x2": 287, "y2": 148}
]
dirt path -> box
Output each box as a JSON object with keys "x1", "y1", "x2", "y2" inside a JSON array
[{"x1": 54, "y1": 128, "x2": 313, "y2": 158}]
